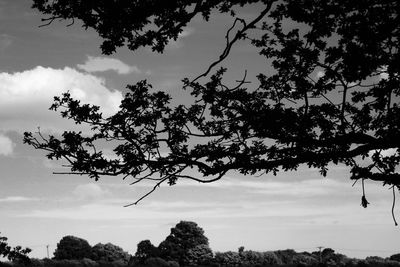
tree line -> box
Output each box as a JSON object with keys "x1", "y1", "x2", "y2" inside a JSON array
[{"x1": 2, "y1": 222, "x2": 400, "y2": 267}]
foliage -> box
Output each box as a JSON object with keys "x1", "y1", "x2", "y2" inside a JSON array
[
  {"x1": 90, "y1": 243, "x2": 130, "y2": 264},
  {"x1": 390, "y1": 254, "x2": 400, "y2": 262},
  {"x1": 27, "y1": 0, "x2": 400, "y2": 219},
  {"x1": 214, "y1": 251, "x2": 242, "y2": 266},
  {"x1": 0, "y1": 233, "x2": 31, "y2": 264},
  {"x1": 185, "y1": 244, "x2": 214, "y2": 266},
  {"x1": 31, "y1": 0, "x2": 270, "y2": 55},
  {"x1": 158, "y1": 221, "x2": 209, "y2": 266},
  {"x1": 275, "y1": 249, "x2": 299, "y2": 265},
  {"x1": 133, "y1": 240, "x2": 160, "y2": 263},
  {"x1": 53, "y1": 236, "x2": 92, "y2": 260},
  {"x1": 133, "y1": 257, "x2": 179, "y2": 267}
]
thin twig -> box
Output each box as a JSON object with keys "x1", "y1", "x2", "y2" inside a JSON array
[
  {"x1": 124, "y1": 178, "x2": 168, "y2": 207},
  {"x1": 392, "y1": 186, "x2": 398, "y2": 226},
  {"x1": 191, "y1": 2, "x2": 274, "y2": 83}
]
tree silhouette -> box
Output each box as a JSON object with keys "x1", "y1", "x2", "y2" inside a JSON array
[
  {"x1": 134, "y1": 240, "x2": 160, "y2": 263},
  {"x1": 53, "y1": 235, "x2": 92, "y2": 260},
  {"x1": 0, "y1": 233, "x2": 31, "y2": 264},
  {"x1": 158, "y1": 221, "x2": 209, "y2": 266},
  {"x1": 26, "y1": 0, "x2": 400, "y2": 220},
  {"x1": 90, "y1": 242, "x2": 131, "y2": 263}
]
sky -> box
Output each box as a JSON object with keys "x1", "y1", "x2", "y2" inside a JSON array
[{"x1": 0, "y1": 0, "x2": 399, "y2": 260}]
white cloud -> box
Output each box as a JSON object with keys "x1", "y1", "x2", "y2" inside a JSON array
[
  {"x1": 166, "y1": 28, "x2": 194, "y2": 50},
  {"x1": 0, "y1": 66, "x2": 123, "y2": 132},
  {"x1": 20, "y1": 196, "x2": 389, "y2": 226},
  {"x1": 368, "y1": 148, "x2": 397, "y2": 158},
  {"x1": 176, "y1": 176, "x2": 353, "y2": 197},
  {"x1": 0, "y1": 133, "x2": 14, "y2": 156},
  {"x1": 316, "y1": 70, "x2": 325, "y2": 79},
  {"x1": 0, "y1": 196, "x2": 39, "y2": 202},
  {"x1": 72, "y1": 183, "x2": 110, "y2": 200},
  {"x1": 378, "y1": 65, "x2": 389, "y2": 80},
  {"x1": 77, "y1": 56, "x2": 141, "y2": 75}
]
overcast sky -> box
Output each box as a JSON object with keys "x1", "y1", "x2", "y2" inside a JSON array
[{"x1": 0, "y1": 0, "x2": 399, "y2": 260}]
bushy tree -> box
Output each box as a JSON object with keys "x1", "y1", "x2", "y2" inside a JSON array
[
  {"x1": 185, "y1": 244, "x2": 213, "y2": 266},
  {"x1": 0, "y1": 233, "x2": 31, "y2": 264},
  {"x1": 27, "y1": 0, "x2": 400, "y2": 221},
  {"x1": 275, "y1": 249, "x2": 298, "y2": 264},
  {"x1": 214, "y1": 251, "x2": 241, "y2": 266},
  {"x1": 158, "y1": 221, "x2": 209, "y2": 266},
  {"x1": 53, "y1": 236, "x2": 92, "y2": 260},
  {"x1": 134, "y1": 257, "x2": 178, "y2": 267},
  {"x1": 134, "y1": 240, "x2": 160, "y2": 263},
  {"x1": 90, "y1": 243, "x2": 130, "y2": 264},
  {"x1": 261, "y1": 251, "x2": 282, "y2": 265},
  {"x1": 390, "y1": 253, "x2": 400, "y2": 262}
]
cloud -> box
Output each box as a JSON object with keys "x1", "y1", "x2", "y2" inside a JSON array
[
  {"x1": 316, "y1": 70, "x2": 325, "y2": 79},
  {"x1": 369, "y1": 148, "x2": 397, "y2": 158},
  {"x1": 176, "y1": 176, "x2": 353, "y2": 197},
  {"x1": 77, "y1": 56, "x2": 141, "y2": 75},
  {"x1": 20, "y1": 195, "x2": 389, "y2": 226},
  {"x1": 378, "y1": 65, "x2": 389, "y2": 80},
  {"x1": 0, "y1": 133, "x2": 14, "y2": 156},
  {"x1": 0, "y1": 66, "x2": 123, "y2": 132},
  {"x1": 0, "y1": 196, "x2": 39, "y2": 202},
  {"x1": 166, "y1": 28, "x2": 194, "y2": 50},
  {"x1": 72, "y1": 183, "x2": 110, "y2": 200}
]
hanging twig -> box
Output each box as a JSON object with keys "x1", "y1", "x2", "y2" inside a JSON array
[
  {"x1": 361, "y1": 179, "x2": 369, "y2": 208},
  {"x1": 392, "y1": 186, "x2": 398, "y2": 226}
]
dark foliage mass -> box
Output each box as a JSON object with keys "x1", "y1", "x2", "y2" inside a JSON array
[
  {"x1": 90, "y1": 243, "x2": 130, "y2": 264},
  {"x1": 26, "y1": 0, "x2": 400, "y2": 219},
  {"x1": 158, "y1": 221, "x2": 209, "y2": 266},
  {"x1": 53, "y1": 236, "x2": 92, "y2": 260},
  {"x1": 0, "y1": 233, "x2": 31, "y2": 264},
  {"x1": 132, "y1": 221, "x2": 211, "y2": 266},
  {"x1": 2, "y1": 223, "x2": 400, "y2": 267}
]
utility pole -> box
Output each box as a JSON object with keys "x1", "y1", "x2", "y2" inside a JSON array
[
  {"x1": 46, "y1": 245, "x2": 49, "y2": 258},
  {"x1": 317, "y1": 246, "x2": 324, "y2": 264}
]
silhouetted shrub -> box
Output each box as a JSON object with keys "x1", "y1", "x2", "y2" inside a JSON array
[
  {"x1": 390, "y1": 254, "x2": 400, "y2": 262},
  {"x1": 90, "y1": 243, "x2": 130, "y2": 264},
  {"x1": 185, "y1": 244, "x2": 213, "y2": 266},
  {"x1": 158, "y1": 221, "x2": 209, "y2": 266},
  {"x1": 134, "y1": 257, "x2": 178, "y2": 267},
  {"x1": 133, "y1": 240, "x2": 160, "y2": 263},
  {"x1": 214, "y1": 251, "x2": 241, "y2": 266},
  {"x1": 54, "y1": 236, "x2": 92, "y2": 260}
]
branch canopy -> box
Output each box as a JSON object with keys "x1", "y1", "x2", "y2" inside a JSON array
[{"x1": 26, "y1": 0, "x2": 400, "y2": 208}]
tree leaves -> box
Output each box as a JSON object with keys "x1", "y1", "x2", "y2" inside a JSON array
[{"x1": 27, "y1": 0, "x2": 400, "y2": 214}]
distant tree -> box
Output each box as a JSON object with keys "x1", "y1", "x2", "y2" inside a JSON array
[
  {"x1": 27, "y1": 0, "x2": 400, "y2": 221},
  {"x1": 158, "y1": 221, "x2": 209, "y2": 266},
  {"x1": 292, "y1": 252, "x2": 318, "y2": 267},
  {"x1": 390, "y1": 253, "x2": 400, "y2": 262},
  {"x1": 275, "y1": 249, "x2": 298, "y2": 264},
  {"x1": 239, "y1": 250, "x2": 264, "y2": 266},
  {"x1": 90, "y1": 243, "x2": 130, "y2": 264},
  {"x1": 135, "y1": 257, "x2": 178, "y2": 267},
  {"x1": 53, "y1": 236, "x2": 92, "y2": 260},
  {"x1": 321, "y1": 248, "x2": 336, "y2": 260},
  {"x1": 261, "y1": 251, "x2": 282, "y2": 265},
  {"x1": 0, "y1": 233, "x2": 31, "y2": 264},
  {"x1": 317, "y1": 248, "x2": 349, "y2": 266},
  {"x1": 134, "y1": 240, "x2": 160, "y2": 263},
  {"x1": 185, "y1": 244, "x2": 214, "y2": 266},
  {"x1": 366, "y1": 256, "x2": 385, "y2": 262},
  {"x1": 214, "y1": 251, "x2": 241, "y2": 266}
]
